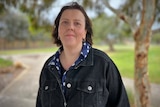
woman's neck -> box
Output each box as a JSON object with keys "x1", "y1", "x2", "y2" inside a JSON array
[{"x1": 60, "y1": 43, "x2": 82, "y2": 70}]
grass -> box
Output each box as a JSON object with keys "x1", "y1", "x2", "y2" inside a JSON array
[
  {"x1": 0, "y1": 57, "x2": 13, "y2": 68},
  {"x1": 0, "y1": 44, "x2": 160, "y2": 83},
  {"x1": 102, "y1": 45, "x2": 160, "y2": 84},
  {"x1": 0, "y1": 47, "x2": 57, "y2": 68},
  {"x1": 148, "y1": 45, "x2": 160, "y2": 83},
  {"x1": 0, "y1": 46, "x2": 58, "y2": 55},
  {"x1": 106, "y1": 45, "x2": 134, "y2": 79}
]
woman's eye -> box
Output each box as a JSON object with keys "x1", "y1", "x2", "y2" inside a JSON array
[
  {"x1": 64, "y1": 21, "x2": 68, "y2": 24},
  {"x1": 75, "y1": 22, "x2": 81, "y2": 26},
  {"x1": 61, "y1": 21, "x2": 69, "y2": 25}
]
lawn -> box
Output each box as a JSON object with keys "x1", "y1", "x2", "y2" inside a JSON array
[
  {"x1": 0, "y1": 57, "x2": 13, "y2": 68},
  {"x1": 0, "y1": 45, "x2": 159, "y2": 83},
  {"x1": 102, "y1": 45, "x2": 160, "y2": 84},
  {"x1": 0, "y1": 46, "x2": 58, "y2": 55}
]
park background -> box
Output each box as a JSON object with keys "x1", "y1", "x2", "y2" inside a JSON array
[{"x1": 0, "y1": 0, "x2": 160, "y2": 107}]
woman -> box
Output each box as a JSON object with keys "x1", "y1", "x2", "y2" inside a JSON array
[{"x1": 36, "y1": 2, "x2": 130, "y2": 107}]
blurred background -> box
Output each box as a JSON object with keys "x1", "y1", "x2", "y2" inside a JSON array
[
  {"x1": 0, "y1": 0, "x2": 159, "y2": 50},
  {"x1": 0, "y1": 0, "x2": 160, "y2": 107}
]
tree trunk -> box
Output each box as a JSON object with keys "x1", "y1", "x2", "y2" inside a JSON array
[
  {"x1": 134, "y1": 0, "x2": 156, "y2": 106},
  {"x1": 105, "y1": 38, "x2": 115, "y2": 52},
  {"x1": 134, "y1": 27, "x2": 151, "y2": 107},
  {"x1": 108, "y1": 42, "x2": 114, "y2": 52},
  {"x1": 101, "y1": 0, "x2": 156, "y2": 106}
]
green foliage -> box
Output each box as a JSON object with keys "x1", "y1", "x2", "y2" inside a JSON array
[
  {"x1": 1, "y1": 12, "x2": 30, "y2": 41},
  {"x1": 92, "y1": 14, "x2": 132, "y2": 44},
  {"x1": 0, "y1": 58, "x2": 13, "y2": 68},
  {"x1": 43, "y1": 0, "x2": 56, "y2": 7},
  {"x1": 28, "y1": 16, "x2": 39, "y2": 30},
  {"x1": 92, "y1": 14, "x2": 117, "y2": 42},
  {"x1": 19, "y1": 3, "x2": 28, "y2": 13},
  {"x1": 0, "y1": 0, "x2": 55, "y2": 30},
  {"x1": 0, "y1": 3, "x2": 5, "y2": 14},
  {"x1": 118, "y1": 21, "x2": 132, "y2": 38},
  {"x1": 155, "y1": 0, "x2": 160, "y2": 22}
]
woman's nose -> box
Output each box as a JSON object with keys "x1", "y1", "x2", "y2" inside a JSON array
[{"x1": 68, "y1": 23, "x2": 74, "y2": 30}]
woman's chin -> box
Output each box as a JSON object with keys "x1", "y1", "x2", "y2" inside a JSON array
[{"x1": 62, "y1": 42, "x2": 76, "y2": 47}]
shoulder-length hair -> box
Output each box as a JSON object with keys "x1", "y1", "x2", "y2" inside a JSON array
[{"x1": 52, "y1": 2, "x2": 93, "y2": 46}]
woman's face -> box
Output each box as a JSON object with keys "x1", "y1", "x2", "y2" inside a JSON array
[{"x1": 58, "y1": 9, "x2": 86, "y2": 48}]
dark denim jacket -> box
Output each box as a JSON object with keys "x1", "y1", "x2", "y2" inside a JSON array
[{"x1": 36, "y1": 48, "x2": 130, "y2": 107}]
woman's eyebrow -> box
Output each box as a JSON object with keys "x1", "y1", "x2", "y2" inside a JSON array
[
  {"x1": 60, "y1": 18, "x2": 69, "y2": 21},
  {"x1": 74, "y1": 19, "x2": 81, "y2": 21}
]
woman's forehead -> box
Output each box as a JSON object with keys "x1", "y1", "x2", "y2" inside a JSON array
[{"x1": 60, "y1": 9, "x2": 85, "y2": 20}]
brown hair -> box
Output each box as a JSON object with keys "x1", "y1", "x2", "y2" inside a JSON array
[{"x1": 52, "y1": 2, "x2": 93, "y2": 46}]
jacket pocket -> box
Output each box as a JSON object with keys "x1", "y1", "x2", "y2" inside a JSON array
[
  {"x1": 40, "y1": 80, "x2": 57, "y2": 107},
  {"x1": 41, "y1": 80, "x2": 57, "y2": 91},
  {"x1": 76, "y1": 81, "x2": 108, "y2": 107},
  {"x1": 77, "y1": 81, "x2": 103, "y2": 93}
]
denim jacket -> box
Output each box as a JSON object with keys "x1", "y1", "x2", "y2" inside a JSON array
[{"x1": 36, "y1": 48, "x2": 130, "y2": 107}]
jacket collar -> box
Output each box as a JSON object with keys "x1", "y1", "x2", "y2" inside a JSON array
[{"x1": 77, "y1": 47, "x2": 94, "y2": 67}]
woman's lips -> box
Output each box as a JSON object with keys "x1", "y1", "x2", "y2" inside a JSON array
[{"x1": 66, "y1": 34, "x2": 75, "y2": 37}]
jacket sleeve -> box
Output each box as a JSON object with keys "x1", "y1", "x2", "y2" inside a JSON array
[{"x1": 106, "y1": 59, "x2": 130, "y2": 107}]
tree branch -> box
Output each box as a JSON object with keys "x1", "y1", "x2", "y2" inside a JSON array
[{"x1": 101, "y1": 0, "x2": 137, "y2": 33}]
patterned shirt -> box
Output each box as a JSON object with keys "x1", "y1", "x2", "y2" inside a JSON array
[{"x1": 49, "y1": 42, "x2": 91, "y2": 93}]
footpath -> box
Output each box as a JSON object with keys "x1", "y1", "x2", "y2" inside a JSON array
[{"x1": 0, "y1": 53, "x2": 160, "y2": 107}]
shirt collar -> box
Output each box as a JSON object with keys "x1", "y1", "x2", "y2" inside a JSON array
[{"x1": 48, "y1": 42, "x2": 91, "y2": 69}]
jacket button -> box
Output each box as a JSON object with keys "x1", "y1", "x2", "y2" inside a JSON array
[
  {"x1": 66, "y1": 83, "x2": 71, "y2": 88},
  {"x1": 88, "y1": 86, "x2": 92, "y2": 91},
  {"x1": 64, "y1": 102, "x2": 67, "y2": 107},
  {"x1": 45, "y1": 86, "x2": 49, "y2": 90}
]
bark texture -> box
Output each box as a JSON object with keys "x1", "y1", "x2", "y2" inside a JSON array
[{"x1": 134, "y1": 0, "x2": 155, "y2": 107}]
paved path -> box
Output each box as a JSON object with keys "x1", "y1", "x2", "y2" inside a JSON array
[
  {"x1": 0, "y1": 53, "x2": 52, "y2": 107},
  {"x1": 0, "y1": 53, "x2": 160, "y2": 107},
  {"x1": 122, "y1": 78, "x2": 160, "y2": 107}
]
